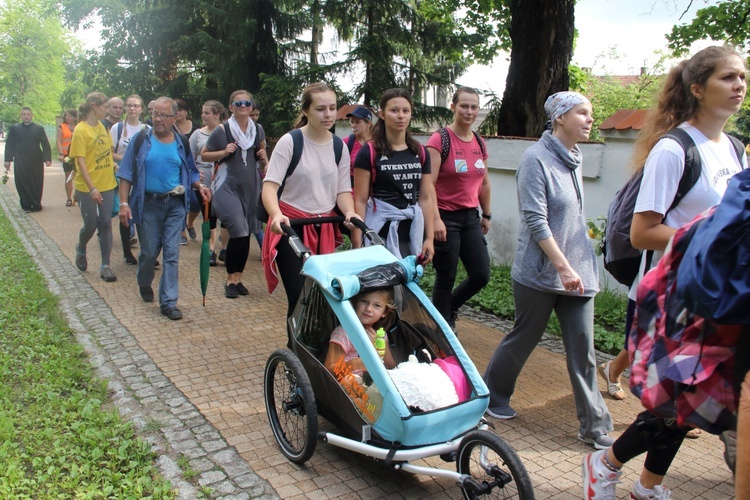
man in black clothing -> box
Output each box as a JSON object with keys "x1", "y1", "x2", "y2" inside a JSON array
[{"x1": 3, "y1": 107, "x2": 52, "y2": 212}]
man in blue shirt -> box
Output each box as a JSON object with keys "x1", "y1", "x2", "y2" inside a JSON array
[{"x1": 116, "y1": 97, "x2": 211, "y2": 320}]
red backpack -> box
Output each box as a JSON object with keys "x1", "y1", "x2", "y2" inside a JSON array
[{"x1": 628, "y1": 210, "x2": 742, "y2": 434}]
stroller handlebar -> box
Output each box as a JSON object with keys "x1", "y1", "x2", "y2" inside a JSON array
[{"x1": 280, "y1": 217, "x2": 384, "y2": 259}]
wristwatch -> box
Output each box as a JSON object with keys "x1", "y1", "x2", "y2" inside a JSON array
[{"x1": 482, "y1": 213, "x2": 493, "y2": 221}]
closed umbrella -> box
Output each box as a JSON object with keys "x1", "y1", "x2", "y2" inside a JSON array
[{"x1": 200, "y1": 200, "x2": 211, "y2": 306}]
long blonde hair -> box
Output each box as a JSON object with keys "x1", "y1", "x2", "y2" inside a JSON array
[{"x1": 631, "y1": 45, "x2": 742, "y2": 171}]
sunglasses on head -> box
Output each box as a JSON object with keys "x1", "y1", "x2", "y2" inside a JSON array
[{"x1": 232, "y1": 100, "x2": 253, "y2": 108}]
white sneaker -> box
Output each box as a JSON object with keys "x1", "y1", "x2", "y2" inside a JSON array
[
  {"x1": 582, "y1": 449, "x2": 621, "y2": 499},
  {"x1": 631, "y1": 479, "x2": 672, "y2": 499}
]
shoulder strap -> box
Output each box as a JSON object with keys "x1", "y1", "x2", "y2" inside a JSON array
[
  {"x1": 472, "y1": 130, "x2": 487, "y2": 157},
  {"x1": 663, "y1": 128, "x2": 701, "y2": 213},
  {"x1": 277, "y1": 128, "x2": 305, "y2": 198},
  {"x1": 131, "y1": 127, "x2": 148, "y2": 159},
  {"x1": 345, "y1": 134, "x2": 356, "y2": 150},
  {"x1": 333, "y1": 134, "x2": 344, "y2": 165},
  {"x1": 727, "y1": 134, "x2": 745, "y2": 167},
  {"x1": 114, "y1": 122, "x2": 124, "y2": 154},
  {"x1": 253, "y1": 121, "x2": 262, "y2": 149},
  {"x1": 438, "y1": 128, "x2": 450, "y2": 164}
]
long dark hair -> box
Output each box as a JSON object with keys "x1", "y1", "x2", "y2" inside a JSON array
[
  {"x1": 632, "y1": 45, "x2": 742, "y2": 170},
  {"x1": 371, "y1": 88, "x2": 422, "y2": 157}
]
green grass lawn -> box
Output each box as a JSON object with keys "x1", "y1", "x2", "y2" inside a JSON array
[{"x1": 0, "y1": 210, "x2": 175, "y2": 498}]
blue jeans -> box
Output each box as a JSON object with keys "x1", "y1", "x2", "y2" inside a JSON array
[{"x1": 136, "y1": 195, "x2": 186, "y2": 309}]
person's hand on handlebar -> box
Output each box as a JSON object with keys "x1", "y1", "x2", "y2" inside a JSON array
[
  {"x1": 342, "y1": 211, "x2": 362, "y2": 231},
  {"x1": 269, "y1": 213, "x2": 290, "y2": 235}
]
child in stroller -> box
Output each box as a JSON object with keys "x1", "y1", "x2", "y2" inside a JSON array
[{"x1": 324, "y1": 288, "x2": 398, "y2": 379}]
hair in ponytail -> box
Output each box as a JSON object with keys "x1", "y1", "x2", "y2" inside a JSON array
[
  {"x1": 78, "y1": 92, "x2": 108, "y2": 122},
  {"x1": 632, "y1": 45, "x2": 741, "y2": 170}
]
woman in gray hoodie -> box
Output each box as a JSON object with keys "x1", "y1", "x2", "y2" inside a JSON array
[{"x1": 483, "y1": 91, "x2": 614, "y2": 450}]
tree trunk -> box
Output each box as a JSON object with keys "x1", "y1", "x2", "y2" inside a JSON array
[
  {"x1": 311, "y1": 0, "x2": 321, "y2": 65},
  {"x1": 496, "y1": 0, "x2": 574, "y2": 137}
]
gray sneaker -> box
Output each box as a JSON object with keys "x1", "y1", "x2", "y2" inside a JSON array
[
  {"x1": 578, "y1": 433, "x2": 615, "y2": 450},
  {"x1": 100, "y1": 265, "x2": 117, "y2": 282},
  {"x1": 75, "y1": 245, "x2": 87, "y2": 271}
]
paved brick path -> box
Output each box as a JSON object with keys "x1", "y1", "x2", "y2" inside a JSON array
[{"x1": 0, "y1": 158, "x2": 735, "y2": 499}]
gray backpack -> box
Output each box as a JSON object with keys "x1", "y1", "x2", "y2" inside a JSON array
[{"x1": 602, "y1": 128, "x2": 744, "y2": 287}]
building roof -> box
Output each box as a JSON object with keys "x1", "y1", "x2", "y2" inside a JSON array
[{"x1": 599, "y1": 109, "x2": 648, "y2": 131}]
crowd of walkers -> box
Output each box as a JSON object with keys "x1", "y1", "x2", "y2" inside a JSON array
[{"x1": 2, "y1": 43, "x2": 748, "y2": 499}]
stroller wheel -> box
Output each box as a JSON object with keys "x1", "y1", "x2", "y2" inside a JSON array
[
  {"x1": 456, "y1": 430, "x2": 534, "y2": 499},
  {"x1": 264, "y1": 349, "x2": 318, "y2": 463}
]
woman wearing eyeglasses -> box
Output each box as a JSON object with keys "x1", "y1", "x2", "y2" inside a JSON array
[
  {"x1": 201, "y1": 90, "x2": 267, "y2": 298},
  {"x1": 110, "y1": 94, "x2": 150, "y2": 265}
]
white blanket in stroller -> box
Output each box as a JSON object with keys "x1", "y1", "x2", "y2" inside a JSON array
[{"x1": 388, "y1": 355, "x2": 459, "y2": 412}]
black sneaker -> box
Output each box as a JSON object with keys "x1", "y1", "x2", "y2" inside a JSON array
[
  {"x1": 209, "y1": 251, "x2": 217, "y2": 267},
  {"x1": 160, "y1": 306, "x2": 183, "y2": 320},
  {"x1": 224, "y1": 283, "x2": 239, "y2": 299},
  {"x1": 139, "y1": 286, "x2": 154, "y2": 303},
  {"x1": 236, "y1": 282, "x2": 249, "y2": 295},
  {"x1": 75, "y1": 245, "x2": 87, "y2": 271},
  {"x1": 154, "y1": 259, "x2": 160, "y2": 268},
  {"x1": 218, "y1": 249, "x2": 226, "y2": 262},
  {"x1": 124, "y1": 254, "x2": 137, "y2": 265},
  {"x1": 187, "y1": 227, "x2": 196, "y2": 239}
]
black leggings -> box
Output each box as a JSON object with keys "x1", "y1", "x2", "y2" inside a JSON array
[
  {"x1": 226, "y1": 236, "x2": 250, "y2": 274},
  {"x1": 276, "y1": 234, "x2": 304, "y2": 318},
  {"x1": 275, "y1": 223, "x2": 326, "y2": 318},
  {"x1": 612, "y1": 411, "x2": 688, "y2": 476},
  {"x1": 431, "y1": 208, "x2": 490, "y2": 321}
]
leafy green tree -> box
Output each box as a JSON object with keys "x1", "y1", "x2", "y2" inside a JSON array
[
  {"x1": 0, "y1": 0, "x2": 69, "y2": 124},
  {"x1": 667, "y1": 0, "x2": 750, "y2": 54}
]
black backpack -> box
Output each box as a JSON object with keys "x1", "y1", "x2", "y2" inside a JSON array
[
  {"x1": 437, "y1": 127, "x2": 486, "y2": 164},
  {"x1": 602, "y1": 128, "x2": 744, "y2": 287},
  {"x1": 256, "y1": 129, "x2": 344, "y2": 222}
]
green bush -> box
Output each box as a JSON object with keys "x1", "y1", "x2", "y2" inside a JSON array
[{"x1": 419, "y1": 262, "x2": 626, "y2": 355}]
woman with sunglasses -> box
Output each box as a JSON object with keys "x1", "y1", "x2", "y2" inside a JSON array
[
  {"x1": 201, "y1": 91, "x2": 266, "y2": 298},
  {"x1": 352, "y1": 88, "x2": 434, "y2": 263}
]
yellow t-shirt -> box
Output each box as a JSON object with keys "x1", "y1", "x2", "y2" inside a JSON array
[{"x1": 69, "y1": 121, "x2": 117, "y2": 193}]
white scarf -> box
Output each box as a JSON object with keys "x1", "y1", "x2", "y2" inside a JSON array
[{"x1": 227, "y1": 115, "x2": 257, "y2": 166}]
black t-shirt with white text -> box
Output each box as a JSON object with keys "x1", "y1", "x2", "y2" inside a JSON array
[{"x1": 354, "y1": 145, "x2": 431, "y2": 209}]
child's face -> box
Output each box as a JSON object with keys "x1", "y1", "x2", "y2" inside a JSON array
[{"x1": 355, "y1": 292, "x2": 389, "y2": 328}]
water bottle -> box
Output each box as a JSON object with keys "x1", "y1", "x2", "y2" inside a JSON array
[{"x1": 374, "y1": 328, "x2": 386, "y2": 360}]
